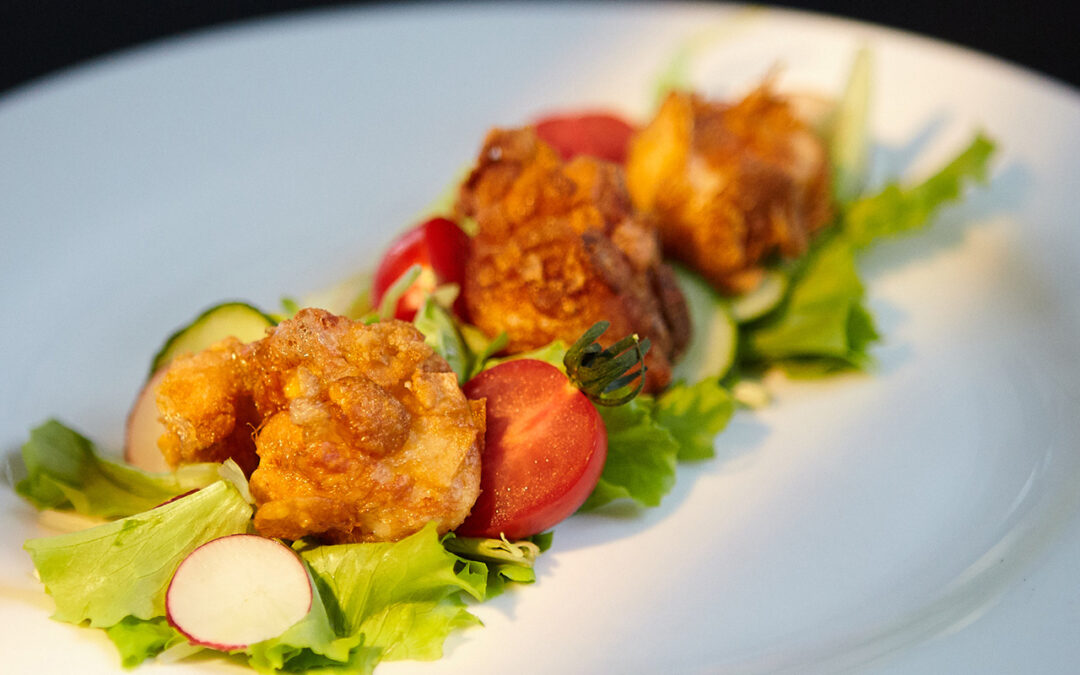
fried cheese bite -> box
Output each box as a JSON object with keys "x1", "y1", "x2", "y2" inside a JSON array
[
  {"x1": 156, "y1": 309, "x2": 483, "y2": 543},
  {"x1": 457, "y1": 128, "x2": 690, "y2": 392},
  {"x1": 626, "y1": 86, "x2": 833, "y2": 294},
  {"x1": 155, "y1": 337, "x2": 261, "y2": 476}
]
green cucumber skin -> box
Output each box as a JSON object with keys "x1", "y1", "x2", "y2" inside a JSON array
[
  {"x1": 728, "y1": 270, "x2": 788, "y2": 324},
  {"x1": 149, "y1": 302, "x2": 274, "y2": 375},
  {"x1": 671, "y1": 266, "x2": 737, "y2": 384}
]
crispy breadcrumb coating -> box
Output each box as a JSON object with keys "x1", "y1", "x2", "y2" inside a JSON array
[
  {"x1": 457, "y1": 127, "x2": 690, "y2": 392},
  {"x1": 155, "y1": 309, "x2": 483, "y2": 543},
  {"x1": 626, "y1": 86, "x2": 833, "y2": 293},
  {"x1": 155, "y1": 337, "x2": 260, "y2": 476}
]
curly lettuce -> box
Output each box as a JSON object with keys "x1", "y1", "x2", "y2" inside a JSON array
[
  {"x1": 24, "y1": 480, "x2": 253, "y2": 627},
  {"x1": 581, "y1": 377, "x2": 734, "y2": 510},
  {"x1": 583, "y1": 397, "x2": 679, "y2": 511},
  {"x1": 296, "y1": 523, "x2": 486, "y2": 668},
  {"x1": 741, "y1": 235, "x2": 877, "y2": 370},
  {"x1": 654, "y1": 379, "x2": 736, "y2": 461},
  {"x1": 16, "y1": 419, "x2": 220, "y2": 518},
  {"x1": 842, "y1": 133, "x2": 996, "y2": 249},
  {"x1": 740, "y1": 133, "x2": 995, "y2": 372},
  {"x1": 104, "y1": 617, "x2": 188, "y2": 668}
]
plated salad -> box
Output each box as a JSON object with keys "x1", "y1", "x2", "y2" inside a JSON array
[{"x1": 12, "y1": 41, "x2": 994, "y2": 675}]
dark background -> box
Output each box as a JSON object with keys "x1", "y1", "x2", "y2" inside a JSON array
[{"x1": 1, "y1": 0, "x2": 1077, "y2": 96}]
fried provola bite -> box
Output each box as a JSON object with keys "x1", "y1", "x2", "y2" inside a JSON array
[
  {"x1": 155, "y1": 309, "x2": 483, "y2": 543},
  {"x1": 457, "y1": 128, "x2": 690, "y2": 392},
  {"x1": 626, "y1": 86, "x2": 833, "y2": 293},
  {"x1": 155, "y1": 336, "x2": 262, "y2": 476}
]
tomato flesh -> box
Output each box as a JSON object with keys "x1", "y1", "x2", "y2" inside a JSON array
[
  {"x1": 371, "y1": 217, "x2": 469, "y2": 321},
  {"x1": 534, "y1": 112, "x2": 637, "y2": 164},
  {"x1": 457, "y1": 359, "x2": 607, "y2": 540}
]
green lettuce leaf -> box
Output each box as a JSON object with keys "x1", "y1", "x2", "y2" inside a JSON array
[
  {"x1": 483, "y1": 340, "x2": 568, "y2": 373},
  {"x1": 459, "y1": 324, "x2": 509, "y2": 380},
  {"x1": 415, "y1": 300, "x2": 513, "y2": 384},
  {"x1": 376, "y1": 264, "x2": 423, "y2": 321},
  {"x1": 24, "y1": 480, "x2": 252, "y2": 627},
  {"x1": 265, "y1": 647, "x2": 382, "y2": 675},
  {"x1": 528, "y1": 531, "x2": 554, "y2": 552},
  {"x1": 413, "y1": 297, "x2": 472, "y2": 384},
  {"x1": 741, "y1": 236, "x2": 877, "y2": 369},
  {"x1": 843, "y1": 132, "x2": 996, "y2": 248},
  {"x1": 442, "y1": 535, "x2": 541, "y2": 568},
  {"x1": 16, "y1": 419, "x2": 220, "y2": 518},
  {"x1": 245, "y1": 564, "x2": 360, "y2": 674},
  {"x1": 300, "y1": 522, "x2": 486, "y2": 667},
  {"x1": 573, "y1": 379, "x2": 735, "y2": 509},
  {"x1": 581, "y1": 398, "x2": 679, "y2": 510},
  {"x1": 95, "y1": 544, "x2": 373, "y2": 675},
  {"x1": 104, "y1": 617, "x2": 187, "y2": 668},
  {"x1": 442, "y1": 534, "x2": 544, "y2": 598},
  {"x1": 482, "y1": 564, "x2": 535, "y2": 599},
  {"x1": 741, "y1": 133, "x2": 994, "y2": 372},
  {"x1": 654, "y1": 379, "x2": 735, "y2": 461}
]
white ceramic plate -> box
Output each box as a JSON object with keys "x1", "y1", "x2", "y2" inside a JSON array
[{"x1": 2, "y1": 3, "x2": 1079, "y2": 673}]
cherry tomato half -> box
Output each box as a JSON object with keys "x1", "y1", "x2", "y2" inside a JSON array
[
  {"x1": 534, "y1": 112, "x2": 637, "y2": 164},
  {"x1": 457, "y1": 359, "x2": 607, "y2": 540},
  {"x1": 371, "y1": 217, "x2": 469, "y2": 321}
]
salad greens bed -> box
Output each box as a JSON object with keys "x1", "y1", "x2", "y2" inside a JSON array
[{"x1": 13, "y1": 47, "x2": 994, "y2": 674}]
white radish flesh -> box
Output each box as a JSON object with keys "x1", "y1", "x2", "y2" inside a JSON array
[
  {"x1": 124, "y1": 368, "x2": 171, "y2": 473},
  {"x1": 166, "y1": 534, "x2": 312, "y2": 650}
]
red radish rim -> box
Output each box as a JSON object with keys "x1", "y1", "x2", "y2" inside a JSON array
[
  {"x1": 165, "y1": 534, "x2": 312, "y2": 652},
  {"x1": 123, "y1": 367, "x2": 171, "y2": 473}
]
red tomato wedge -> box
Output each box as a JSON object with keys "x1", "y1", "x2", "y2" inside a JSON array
[
  {"x1": 371, "y1": 217, "x2": 469, "y2": 321},
  {"x1": 534, "y1": 112, "x2": 637, "y2": 164},
  {"x1": 457, "y1": 359, "x2": 607, "y2": 540}
]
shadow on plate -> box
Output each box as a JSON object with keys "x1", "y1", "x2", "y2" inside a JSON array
[
  {"x1": 551, "y1": 412, "x2": 773, "y2": 553},
  {"x1": 861, "y1": 113, "x2": 1033, "y2": 285}
]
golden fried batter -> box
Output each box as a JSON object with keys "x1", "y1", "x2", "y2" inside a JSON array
[
  {"x1": 155, "y1": 309, "x2": 483, "y2": 543},
  {"x1": 457, "y1": 128, "x2": 690, "y2": 392},
  {"x1": 626, "y1": 86, "x2": 833, "y2": 293},
  {"x1": 155, "y1": 337, "x2": 260, "y2": 476}
]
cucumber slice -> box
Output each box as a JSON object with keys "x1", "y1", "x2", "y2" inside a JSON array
[
  {"x1": 671, "y1": 266, "x2": 737, "y2": 383},
  {"x1": 829, "y1": 46, "x2": 873, "y2": 203},
  {"x1": 729, "y1": 269, "x2": 788, "y2": 323},
  {"x1": 150, "y1": 302, "x2": 274, "y2": 374}
]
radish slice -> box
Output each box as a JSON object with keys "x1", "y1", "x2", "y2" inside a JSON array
[
  {"x1": 124, "y1": 368, "x2": 170, "y2": 473},
  {"x1": 166, "y1": 534, "x2": 313, "y2": 650}
]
